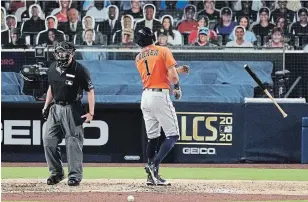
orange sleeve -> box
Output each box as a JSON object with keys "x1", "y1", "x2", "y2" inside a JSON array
[{"x1": 163, "y1": 47, "x2": 177, "y2": 70}]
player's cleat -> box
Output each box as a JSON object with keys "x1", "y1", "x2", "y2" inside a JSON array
[
  {"x1": 144, "y1": 164, "x2": 158, "y2": 185},
  {"x1": 47, "y1": 174, "x2": 65, "y2": 185},
  {"x1": 156, "y1": 175, "x2": 171, "y2": 186},
  {"x1": 146, "y1": 174, "x2": 155, "y2": 186},
  {"x1": 67, "y1": 179, "x2": 80, "y2": 186},
  {"x1": 154, "y1": 168, "x2": 171, "y2": 186}
]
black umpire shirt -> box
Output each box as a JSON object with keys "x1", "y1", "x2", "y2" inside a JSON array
[{"x1": 48, "y1": 59, "x2": 94, "y2": 102}]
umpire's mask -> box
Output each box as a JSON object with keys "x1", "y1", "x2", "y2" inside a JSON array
[{"x1": 53, "y1": 41, "x2": 76, "y2": 68}]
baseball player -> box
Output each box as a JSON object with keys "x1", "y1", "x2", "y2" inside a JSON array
[
  {"x1": 42, "y1": 41, "x2": 95, "y2": 186},
  {"x1": 135, "y1": 27, "x2": 189, "y2": 186}
]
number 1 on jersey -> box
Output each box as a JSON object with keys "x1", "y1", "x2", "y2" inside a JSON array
[{"x1": 145, "y1": 59, "x2": 150, "y2": 76}]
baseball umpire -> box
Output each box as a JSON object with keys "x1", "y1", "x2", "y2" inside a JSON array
[{"x1": 42, "y1": 41, "x2": 95, "y2": 186}]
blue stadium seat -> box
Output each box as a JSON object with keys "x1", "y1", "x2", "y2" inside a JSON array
[{"x1": 1, "y1": 84, "x2": 22, "y2": 95}]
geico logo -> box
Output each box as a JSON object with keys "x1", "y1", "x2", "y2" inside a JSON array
[
  {"x1": 182, "y1": 147, "x2": 216, "y2": 155},
  {"x1": 1, "y1": 120, "x2": 108, "y2": 146}
]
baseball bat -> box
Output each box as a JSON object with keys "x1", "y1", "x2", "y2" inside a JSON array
[{"x1": 244, "y1": 64, "x2": 288, "y2": 118}]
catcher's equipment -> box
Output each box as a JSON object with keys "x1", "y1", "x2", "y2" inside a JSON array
[
  {"x1": 136, "y1": 27, "x2": 156, "y2": 47},
  {"x1": 53, "y1": 41, "x2": 76, "y2": 68}
]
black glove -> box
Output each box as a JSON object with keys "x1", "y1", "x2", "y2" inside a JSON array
[
  {"x1": 173, "y1": 83, "x2": 182, "y2": 100},
  {"x1": 42, "y1": 103, "x2": 52, "y2": 121}
]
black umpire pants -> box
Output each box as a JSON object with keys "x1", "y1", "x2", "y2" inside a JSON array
[{"x1": 43, "y1": 103, "x2": 85, "y2": 181}]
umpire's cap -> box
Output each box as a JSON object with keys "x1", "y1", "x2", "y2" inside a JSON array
[{"x1": 136, "y1": 27, "x2": 156, "y2": 47}]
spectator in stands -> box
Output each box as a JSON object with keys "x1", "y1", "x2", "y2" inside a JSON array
[
  {"x1": 286, "y1": 0, "x2": 302, "y2": 12},
  {"x1": 264, "y1": 27, "x2": 293, "y2": 49},
  {"x1": 58, "y1": 8, "x2": 82, "y2": 42},
  {"x1": 16, "y1": 0, "x2": 36, "y2": 22},
  {"x1": 251, "y1": 7, "x2": 275, "y2": 45},
  {"x1": 159, "y1": 0, "x2": 183, "y2": 23},
  {"x1": 214, "y1": 7, "x2": 237, "y2": 37},
  {"x1": 118, "y1": 28, "x2": 136, "y2": 46},
  {"x1": 290, "y1": 8, "x2": 308, "y2": 36},
  {"x1": 275, "y1": 16, "x2": 292, "y2": 43},
  {"x1": 36, "y1": 16, "x2": 65, "y2": 46},
  {"x1": 157, "y1": 15, "x2": 182, "y2": 46},
  {"x1": 276, "y1": 16, "x2": 288, "y2": 33},
  {"x1": 4, "y1": 28, "x2": 27, "y2": 48},
  {"x1": 196, "y1": 0, "x2": 220, "y2": 24},
  {"x1": 9, "y1": 0, "x2": 25, "y2": 13},
  {"x1": 155, "y1": 28, "x2": 172, "y2": 47},
  {"x1": 229, "y1": 16, "x2": 256, "y2": 43},
  {"x1": 86, "y1": 0, "x2": 108, "y2": 22},
  {"x1": 113, "y1": 14, "x2": 134, "y2": 44},
  {"x1": 1, "y1": 7, "x2": 10, "y2": 46},
  {"x1": 193, "y1": 27, "x2": 216, "y2": 47},
  {"x1": 123, "y1": 0, "x2": 143, "y2": 19},
  {"x1": 21, "y1": 4, "x2": 45, "y2": 33},
  {"x1": 134, "y1": 4, "x2": 161, "y2": 36},
  {"x1": 97, "y1": 5, "x2": 121, "y2": 44},
  {"x1": 51, "y1": 0, "x2": 72, "y2": 23},
  {"x1": 270, "y1": 0, "x2": 295, "y2": 25},
  {"x1": 6, "y1": 15, "x2": 17, "y2": 30},
  {"x1": 188, "y1": 15, "x2": 217, "y2": 44},
  {"x1": 82, "y1": 29, "x2": 97, "y2": 46},
  {"x1": 120, "y1": 1, "x2": 132, "y2": 11},
  {"x1": 235, "y1": 0, "x2": 257, "y2": 24},
  {"x1": 177, "y1": 4, "x2": 198, "y2": 34},
  {"x1": 75, "y1": 16, "x2": 106, "y2": 45},
  {"x1": 226, "y1": 26, "x2": 253, "y2": 47},
  {"x1": 1, "y1": 7, "x2": 7, "y2": 30}
]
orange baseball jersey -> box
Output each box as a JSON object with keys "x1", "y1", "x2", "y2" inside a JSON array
[{"x1": 135, "y1": 45, "x2": 177, "y2": 89}]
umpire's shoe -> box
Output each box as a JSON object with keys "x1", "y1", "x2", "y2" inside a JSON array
[
  {"x1": 144, "y1": 164, "x2": 158, "y2": 185},
  {"x1": 68, "y1": 179, "x2": 81, "y2": 186},
  {"x1": 47, "y1": 175, "x2": 65, "y2": 185}
]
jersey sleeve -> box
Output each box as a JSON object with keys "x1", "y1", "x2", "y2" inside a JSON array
[
  {"x1": 163, "y1": 47, "x2": 177, "y2": 70},
  {"x1": 80, "y1": 66, "x2": 94, "y2": 92}
]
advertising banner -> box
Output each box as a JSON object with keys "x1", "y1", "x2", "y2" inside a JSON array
[
  {"x1": 172, "y1": 103, "x2": 244, "y2": 163},
  {"x1": 1, "y1": 103, "x2": 143, "y2": 163}
]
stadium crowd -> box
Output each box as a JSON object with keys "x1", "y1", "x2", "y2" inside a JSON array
[{"x1": 1, "y1": 0, "x2": 308, "y2": 49}]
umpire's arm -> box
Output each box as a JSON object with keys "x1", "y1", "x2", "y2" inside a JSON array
[
  {"x1": 81, "y1": 67, "x2": 95, "y2": 121},
  {"x1": 44, "y1": 86, "x2": 53, "y2": 109}
]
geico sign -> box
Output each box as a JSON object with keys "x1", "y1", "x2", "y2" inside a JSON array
[
  {"x1": 182, "y1": 147, "x2": 216, "y2": 155},
  {"x1": 1, "y1": 120, "x2": 108, "y2": 146}
]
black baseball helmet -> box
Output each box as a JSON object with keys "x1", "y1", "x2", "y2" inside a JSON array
[
  {"x1": 53, "y1": 41, "x2": 76, "y2": 68},
  {"x1": 136, "y1": 27, "x2": 156, "y2": 47}
]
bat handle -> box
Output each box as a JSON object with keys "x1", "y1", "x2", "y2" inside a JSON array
[{"x1": 264, "y1": 90, "x2": 288, "y2": 118}]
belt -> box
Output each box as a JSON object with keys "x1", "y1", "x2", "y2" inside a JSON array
[
  {"x1": 54, "y1": 100, "x2": 80, "y2": 106},
  {"x1": 144, "y1": 88, "x2": 169, "y2": 93}
]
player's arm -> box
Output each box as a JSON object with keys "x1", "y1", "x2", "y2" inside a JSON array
[
  {"x1": 164, "y1": 48, "x2": 182, "y2": 99},
  {"x1": 168, "y1": 65, "x2": 179, "y2": 85}
]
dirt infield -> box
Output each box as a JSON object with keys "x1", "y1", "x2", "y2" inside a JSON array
[
  {"x1": 2, "y1": 179, "x2": 308, "y2": 201},
  {"x1": 2, "y1": 163, "x2": 308, "y2": 201}
]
